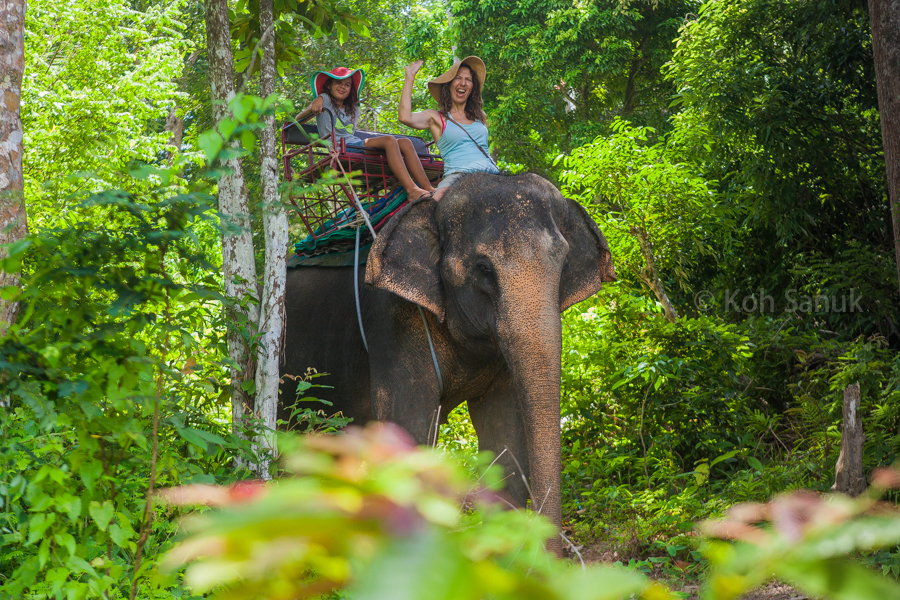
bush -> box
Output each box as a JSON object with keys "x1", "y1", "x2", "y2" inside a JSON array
[{"x1": 0, "y1": 177, "x2": 257, "y2": 599}]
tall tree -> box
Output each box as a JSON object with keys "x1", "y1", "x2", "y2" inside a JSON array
[
  {"x1": 209, "y1": 0, "x2": 367, "y2": 468},
  {"x1": 205, "y1": 0, "x2": 261, "y2": 439},
  {"x1": 0, "y1": 0, "x2": 27, "y2": 336},
  {"x1": 868, "y1": 0, "x2": 900, "y2": 297},
  {"x1": 253, "y1": 0, "x2": 288, "y2": 472}
]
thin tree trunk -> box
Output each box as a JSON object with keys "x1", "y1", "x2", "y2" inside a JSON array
[
  {"x1": 446, "y1": 6, "x2": 457, "y2": 61},
  {"x1": 868, "y1": 0, "x2": 900, "y2": 299},
  {"x1": 164, "y1": 104, "x2": 183, "y2": 161},
  {"x1": 0, "y1": 0, "x2": 27, "y2": 337},
  {"x1": 833, "y1": 382, "x2": 866, "y2": 497},
  {"x1": 166, "y1": 50, "x2": 201, "y2": 163},
  {"x1": 253, "y1": 0, "x2": 287, "y2": 477},
  {"x1": 635, "y1": 230, "x2": 678, "y2": 322},
  {"x1": 622, "y1": 36, "x2": 648, "y2": 116},
  {"x1": 205, "y1": 0, "x2": 260, "y2": 445}
]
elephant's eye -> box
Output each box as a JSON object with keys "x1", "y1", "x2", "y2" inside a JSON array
[{"x1": 476, "y1": 261, "x2": 493, "y2": 276}]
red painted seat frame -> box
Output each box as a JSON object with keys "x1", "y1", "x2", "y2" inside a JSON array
[{"x1": 281, "y1": 115, "x2": 444, "y2": 240}]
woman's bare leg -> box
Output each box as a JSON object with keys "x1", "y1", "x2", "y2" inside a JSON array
[
  {"x1": 397, "y1": 138, "x2": 436, "y2": 191},
  {"x1": 363, "y1": 136, "x2": 430, "y2": 199}
]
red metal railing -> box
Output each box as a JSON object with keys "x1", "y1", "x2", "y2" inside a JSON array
[{"x1": 281, "y1": 113, "x2": 444, "y2": 240}]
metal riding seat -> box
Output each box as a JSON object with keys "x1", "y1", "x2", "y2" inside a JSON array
[{"x1": 281, "y1": 111, "x2": 444, "y2": 241}]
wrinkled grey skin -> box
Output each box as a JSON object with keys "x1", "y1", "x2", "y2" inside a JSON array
[{"x1": 280, "y1": 173, "x2": 615, "y2": 553}]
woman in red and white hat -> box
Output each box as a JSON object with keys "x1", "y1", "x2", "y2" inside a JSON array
[{"x1": 296, "y1": 67, "x2": 436, "y2": 200}]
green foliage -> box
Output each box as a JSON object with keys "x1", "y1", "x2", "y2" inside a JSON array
[
  {"x1": 667, "y1": 0, "x2": 883, "y2": 242},
  {"x1": 700, "y1": 487, "x2": 900, "y2": 600},
  {"x1": 230, "y1": 0, "x2": 371, "y2": 77},
  {"x1": 452, "y1": 0, "x2": 696, "y2": 174},
  {"x1": 279, "y1": 372, "x2": 355, "y2": 434},
  {"x1": 785, "y1": 241, "x2": 899, "y2": 338},
  {"x1": 560, "y1": 285, "x2": 900, "y2": 561},
  {"x1": 0, "y1": 168, "x2": 261, "y2": 598},
  {"x1": 23, "y1": 0, "x2": 192, "y2": 227},
  {"x1": 664, "y1": 0, "x2": 896, "y2": 338},
  {"x1": 200, "y1": 93, "x2": 290, "y2": 164},
  {"x1": 553, "y1": 5, "x2": 899, "y2": 551},
  {"x1": 438, "y1": 403, "x2": 480, "y2": 469},
  {"x1": 559, "y1": 119, "x2": 726, "y2": 292},
  {"x1": 561, "y1": 289, "x2": 764, "y2": 556},
  {"x1": 163, "y1": 423, "x2": 671, "y2": 600},
  {"x1": 562, "y1": 289, "x2": 753, "y2": 470},
  {"x1": 162, "y1": 427, "x2": 900, "y2": 600}
]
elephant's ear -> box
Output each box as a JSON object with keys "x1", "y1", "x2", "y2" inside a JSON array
[
  {"x1": 558, "y1": 197, "x2": 617, "y2": 311},
  {"x1": 365, "y1": 196, "x2": 445, "y2": 322}
]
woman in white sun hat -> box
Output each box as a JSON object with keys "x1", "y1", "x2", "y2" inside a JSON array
[{"x1": 399, "y1": 57, "x2": 499, "y2": 200}]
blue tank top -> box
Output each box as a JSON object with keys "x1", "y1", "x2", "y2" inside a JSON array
[{"x1": 436, "y1": 116, "x2": 499, "y2": 176}]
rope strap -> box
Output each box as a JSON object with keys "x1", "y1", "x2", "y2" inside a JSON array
[
  {"x1": 323, "y1": 107, "x2": 377, "y2": 239},
  {"x1": 417, "y1": 305, "x2": 444, "y2": 396},
  {"x1": 354, "y1": 226, "x2": 368, "y2": 353}
]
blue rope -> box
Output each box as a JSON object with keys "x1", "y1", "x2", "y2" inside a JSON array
[
  {"x1": 352, "y1": 212, "x2": 442, "y2": 407},
  {"x1": 354, "y1": 226, "x2": 368, "y2": 353},
  {"x1": 417, "y1": 305, "x2": 444, "y2": 397}
]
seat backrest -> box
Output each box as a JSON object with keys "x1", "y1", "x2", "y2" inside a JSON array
[{"x1": 283, "y1": 121, "x2": 321, "y2": 146}]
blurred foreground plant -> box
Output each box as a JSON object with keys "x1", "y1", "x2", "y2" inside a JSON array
[
  {"x1": 700, "y1": 468, "x2": 900, "y2": 600},
  {"x1": 161, "y1": 423, "x2": 674, "y2": 600}
]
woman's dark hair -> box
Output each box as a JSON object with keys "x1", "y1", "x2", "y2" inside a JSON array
[
  {"x1": 322, "y1": 77, "x2": 358, "y2": 121},
  {"x1": 439, "y1": 65, "x2": 486, "y2": 124}
]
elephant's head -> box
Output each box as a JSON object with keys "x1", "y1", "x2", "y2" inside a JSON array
[{"x1": 365, "y1": 173, "x2": 615, "y2": 546}]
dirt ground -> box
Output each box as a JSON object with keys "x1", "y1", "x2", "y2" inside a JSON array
[
  {"x1": 571, "y1": 544, "x2": 811, "y2": 600},
  {"x1": 734, "y1": 582, "x2": 810, "y2": 600},
  {"x1": 669, "y1": 581, "x2": 810, "y2": 600}
]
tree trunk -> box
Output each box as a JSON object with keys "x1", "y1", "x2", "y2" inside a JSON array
[
  {"x1": 253, "y1": 0, "x2": 288, "y2": 477},
  {"x1": 205, "y1": 0, "x2": 260, "y2": 442},
  {"x1": 833, "y1": 382, "x2": 866, "y2": 497},
  {"x1": 622, "y1": 36, "x2": 648, "y2": 116},
  {"x1": 635, "y1": 230, "x2": 678, "y2": 322},
  {"x1": 166, "y1": 50, "x2": 200, "y2": 163},
  {"x1": 164, "y1": 104, "x2": 183, "y2": 161},
  {"x1": 0, "y1": 0, "x2": 27, "y2": 337},
  {"x1": 446, "y1": 6, "x2": 457, "y2": 61},
  {"x1": 868, "y1": 0, "x2": 900, "y2": 298}
]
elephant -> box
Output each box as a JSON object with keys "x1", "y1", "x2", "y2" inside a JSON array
[{"x1": 280, "y1": 172, "x2": 615, "y2": 552}]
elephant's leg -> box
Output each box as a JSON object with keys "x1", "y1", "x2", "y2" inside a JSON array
[
  {"x1": 468, "y1": 374, "x2": 531, "y2": 509},
  {"x1": 365, "y1": 299, "x2": 444, "y2": 444}
]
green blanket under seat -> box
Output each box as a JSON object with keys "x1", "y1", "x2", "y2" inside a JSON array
[{"x1": 289, "y1": 189, "x2": 408, "y2": 268}]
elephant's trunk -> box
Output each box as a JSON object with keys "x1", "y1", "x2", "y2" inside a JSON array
[{"x1": 496, "y1": 276, "x2": 564, "y2": 556}]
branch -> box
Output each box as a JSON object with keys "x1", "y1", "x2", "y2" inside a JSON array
[
  {"x1": 556, "y1": 87, "x2": 579, "y2": 110},
  {"x1": 238, "y1": 22, "x2": 277, "y2": 94}
]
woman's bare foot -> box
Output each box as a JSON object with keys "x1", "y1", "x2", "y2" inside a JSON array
[{"x1": 407, "y1": 186, "x2": 432, "y2": 200}]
